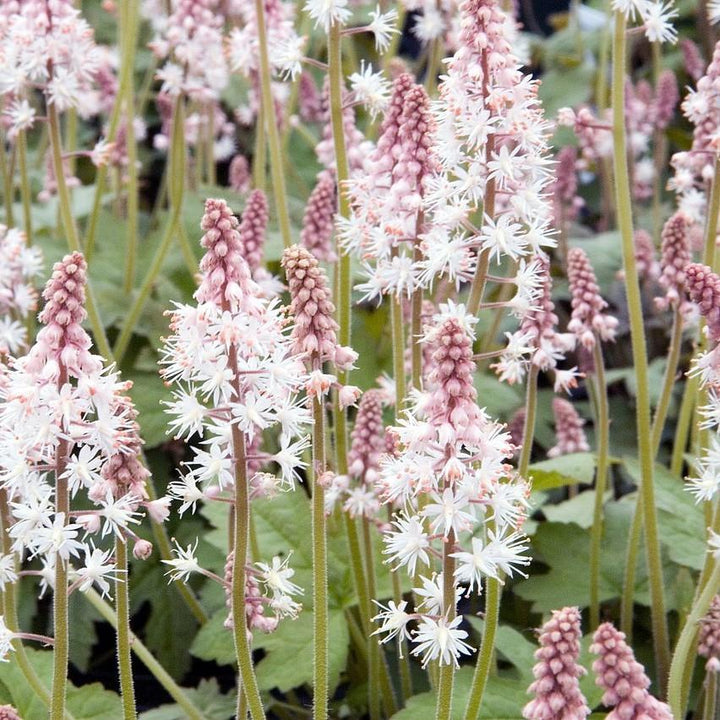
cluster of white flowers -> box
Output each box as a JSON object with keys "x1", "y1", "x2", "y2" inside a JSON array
[
  {"x1": 0, "y1": 1, "x2": 102, "y2": 114},
  {"x1": 0, "y1": 253, "x2": 157, "y2": 601},
  {"x1": 147, "y1": 0, "x2": 229, "y2": 101},
  {"x1": 0, "y1": 226, "x2": 42, "y2": 356},
  {"x1": 371, "y1": 303, "x2": 531, "y2": 666},
  {"x1": 160, "y1": 199, "x2": 312, "y2": 515}
]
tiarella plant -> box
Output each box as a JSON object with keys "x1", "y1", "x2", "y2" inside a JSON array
[{"x1": 4, "y1": 0, "x2": 720, "y2": 719}]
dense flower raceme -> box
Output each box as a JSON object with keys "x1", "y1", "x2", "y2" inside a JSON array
[
  {"x1": 159, "y1": 199, "x2": 310, "y2": 625},
  {"x1": 0, "y1": 252, "x2": 157, "y2": 602},
  {"x1": 372, "y1": 303, "x2": 531, "y2": 667},
  {"x1": 591, "y1": 623, "x2": 672, "y2": 720},
  {"x1": 523, "y1": 606, "x2": 590, "y2": 720}
]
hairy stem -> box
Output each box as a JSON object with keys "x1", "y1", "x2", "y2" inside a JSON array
[
  {"x1": 435, "y1": 532, "x2": 456, "y2": 720},
  {"x1": 312, "y1": 396, "x2": 329, "y2": 720},
  {"x1": 668, "y1": 561, "x2": 720, "y2": 717},
  {"x1": 252, "y1": 0, "x2": 291, "y2": 248},
  {"x1": 84, "y1": 587, "x2": 204, "y2": 719},
  {"x1": 611, "y1": 12, "x2": 669, "y2": 690},
  {"x1": 589, "y1": 341, "x2": 610, "y2": 630},
  {"x1": 17, "y1": 129, "x2": 32, "y2": 245},
  {"x1": 115, "y1": 538, "x2": 136, "y2": 720}
]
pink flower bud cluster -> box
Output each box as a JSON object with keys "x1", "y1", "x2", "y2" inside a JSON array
[
  {"x1": 699, "y1": 594, "x2": 720, "y2": 672},
  {"x1": 567, "y1": 248, "x2": 619, "y2": 349},
  {"x1": 229, "y1": 155, "x2": 251, "y2": 195},
  {"x1": 300, "y1": 171, "x2": 337, "y2": 263},
  {"x1": 299, "y1": 72, "x2": 323, "y2": 124},
  {"x1": 281, "y1": 245, "x2": 356, "y2": 370},
  {"x1": 0, "y1": 226, "x2": 42, "y2": 356},
  {"x1": 655, "y1": 212, "x2": 691, "y2": 311},
  {"x1": 685, "y1": 263, "x2": 720, "y2": 343},
  {"x1": 348, "y1": 390, "x2": 386, "y2": 484},
  {"x1": 681, "y1": 39, "x2": 706, "y2": 82},
  {"x1": 633, "y1": 230, "x2": 659, "y2": 281},
  {"x1": 523, "y1": 607, "x2": 590, "y2": 720},
  {"x1": 552, "y1": 146, "x2": 583, "y2": 227},
  {"x1": 590, "y1": 623, "x2": 672, "y2": 720},
  {"x1": 223, "y1": 552, "x2": 278, "y2": 638},
  {"x1": 548, "y1": 398, "x2": 590, "y2": 458},
  {"x1": 238, "y1": 189, "x2": 269, "y2": 275}
]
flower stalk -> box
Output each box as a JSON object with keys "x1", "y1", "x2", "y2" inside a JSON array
[{"x1": 611, "y1": 10, "x2": 669, "y2": 688}]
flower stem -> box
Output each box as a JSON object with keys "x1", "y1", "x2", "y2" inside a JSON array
[
  {"x1": 668, "y1": 561, "x2": 720, "y2": 718},
  {"x1": 0, "y1": 123, "x2": 14, "y2": 227},
  {"x1": 51, "y1": 367, "x2": 70, "y2": 720},
  {"x1": 589, "y1": 341, "x2": 610, "y2": 631},
  {"x1": 463, "y1": 570, "x2": 500, "y2": 720},
  {"x1": 115, "y1": 538, "x2": 136, "y2": 720},
  {"x1": 312, "y1": 395, "x2": 329, "y2": 720},
  {"x1": 252, "y1": 0, "x2": 291, "y2": 249},
  {"x1": 435, "y1": 532, "x2": 456, "y2": 720},
  {"x1": 611, "y1": 11, "x2": 669, "y2": 690},
  {"x1": 113, "y1": 96, "x2": 185, "y2": 364},
  {"x1": 47, "y1": 102, "x2": 113, "y2": 361},
  {"x1": 83, "y1": 587, "x2": 204, "y2": 720},
  {"x1": 16, "y1": 129, "x2": 33, "y2": 245},
  {"x1": 671, "y1": 375, "x2": 697, "y2": 477},
  {"x1": 703, "y1": 670, "x2": 718, "y2": 720},
  {"x1": 328, "y1": 19, "x2": 352, "y2": 476},
  {"x1": 227, "y1": 338, "x2": 265, "y2": 720}
]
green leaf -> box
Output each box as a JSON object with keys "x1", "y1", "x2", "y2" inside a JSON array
[
  {"x1": 389, "y1": 666, "x2": 528, "y2": 720},
  {"x1": 542, "y1": 489, "x2": 612, "y2": 529},
  {"x1": 0, "y1": 648, "x2": 122, "y2": 720},
  {"x1": 254, "y1": 609, "x2": 349, "y2": 694},
  {"x1": 466, "y1": 618, "x2": 536, "y2": 684},
  {"x1": 190, "y1": 609, "x2": 236, "y2": 667},
  {"x1": 528, "y1": 453, "x2": 596, "y2": 491},
  {"x1": 125, "y1": 370, "x2": 172, "y2": 449},
  {"x1": 139, "y1": 679, "x2": 235, "y2": 720},
  {"x1": 622, "y1": 458, "x2": 705, "y2": 571},
  {"x1": 514, "y1": 503, "x2": 647, "y2": 612}
]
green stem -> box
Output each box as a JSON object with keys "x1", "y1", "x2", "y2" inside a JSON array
[
  {"x1": 668, "y1": 562, "x2": 720, "y2": 718},
  {"x1": 17, "y1": 129, "x2": 32, "y2": 245},
  {"x1": 84, "y1": 0, "x2": 139, "y2": 258},
  {"x1": 463, "y1": 573, "x2": 500, "y2": 720},
  {"x1": 411, "y1": 235, "x2": 424, "y2": 391},
  {"x1": 362, "y1": 520, "x2": 381, "y2": 720},
  {"x1": 121, "y1": 2, "x2": 140, "y2": 294},
  {"x1": 0, "y1": 125, "x2": 14, "y2": 227},
  {"x1": 703, "y1": 669, "x2": 718, "y2": 720},
  {"x1": 312, "y1": 396, "x2": 329, "y2": 720},
  {"x1": 672, "y1": 375, "x2": 697, "y2": 477},
  {"x1": 611, "y1": 12, "x2": 669, "y2": 691},
  {"x1": 51, "y1": 367, "x2": 70, "y2": 720},
  {"x1": 651, "y1": 306, "x2": 684, "y2": 456},
  {"x1": 435, "y1": 532, "x2": 456, "y2": 720},
  {"x1": 328, "y1": 20, "x2": 352, "y2": 478},
  {"x1": 115, "y1": 538, "x2": 136, "y2": 720},
  {"x1": 620, "y1": 502, "x2": 642, "y2": 638},
  {"x1": 227, "y1": 339, "x2": 265, "y2": 720},
  {"x1": 589, "y1": 340, "x2": 610, "y2": 631},
  {"x1": 113, "y1": 97, "x2": 185, "y2": 364},
  {"x1": 47, "y1": 102, "x2": 113, "y2": 361},
  {"x1": 252, "y1": 0, "x2": 291, "y2": 248},
  {"x1": 84, "y1": 588, "x2": 203, "y2": 719},
  {"x1": 391, "y1": 294, "x2": 407, "y2": 410},
  {"x1": 253, "y1": 102, "x2": 266, "y2": 192},
  {"x1": 517, "y1": 365, "x2": 539, "y2": 477}
]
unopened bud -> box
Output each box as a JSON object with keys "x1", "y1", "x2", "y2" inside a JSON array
[{"x1": 133, "y1": 539, "x2": 153, "y2": 560}]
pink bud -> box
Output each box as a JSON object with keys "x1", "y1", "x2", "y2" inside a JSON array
[
  {"x1": 146, "y1": 498, "x2": 171, "y2": 524},
  {"x1": 133, "y1": 539, "x2": 153, "y2": 560},
  {"x1": 77, "y1": 513, "x2": 101, "y2": 533},
  {"x1": 338, "y1": 385, "x2": 362, "y2": 409}
]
